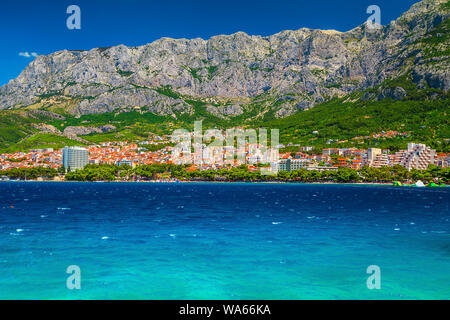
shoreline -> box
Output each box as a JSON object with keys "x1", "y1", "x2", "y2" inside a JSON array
[
  {"x1": 0, "y1": 179, "x2": 398, "y2": 186},
  {"x1": 2, "y1": 178, "x2": 447, "y2": 187}
]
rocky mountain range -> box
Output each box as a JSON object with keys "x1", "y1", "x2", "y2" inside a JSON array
[{"x1": 0, "y1": 0, "x2": 448, "y2": 120}]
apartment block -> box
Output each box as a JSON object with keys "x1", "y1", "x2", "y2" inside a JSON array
[{"x1": 399, "y1": 143, "x2": 436, "y2": 170}]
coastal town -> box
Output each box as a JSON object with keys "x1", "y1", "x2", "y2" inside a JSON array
[{"x1": 0, "y1": 130, "x2": 449, "y2": 181}]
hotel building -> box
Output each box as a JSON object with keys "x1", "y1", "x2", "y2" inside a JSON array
[
  {"x1": 62, "y1": 146, "x2": 89, "y2": 171},
  {"x1": 398, "y1": 143, "x2": 436, "y2": 170}
]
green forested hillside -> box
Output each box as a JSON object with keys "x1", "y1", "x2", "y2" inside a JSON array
[
  {"x1": 1, "y1": 87, "x2": 448, "y2": 153},
  {"x1": 261, "y1": 92, "x2": 449, "y2": 152}
]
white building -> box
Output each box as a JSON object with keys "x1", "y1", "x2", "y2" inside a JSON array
[
  {"x1": 367, "y1": 148, "x2": 382, "y2": 167},
  {"x1": 290, "y1": 159, "x2": 310, "y2": 170},
  {"x1": 277, "y1": 159, "x2": 291, "y2": 172},
  {"x1": 399, "y1": 143, "x2": 436, "y2": 170},
  {"x1": 62, "y1": 146, "x2": 89, "y2": 171}
]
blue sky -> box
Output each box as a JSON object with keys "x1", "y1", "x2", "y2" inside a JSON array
[{"x1": 0, "y1": 0, "x2": 418, "y2": 85}]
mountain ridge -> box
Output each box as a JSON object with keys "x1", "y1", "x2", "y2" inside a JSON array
[{"x1": 0, "y1": 0, "x2": 448, "y2": 119}]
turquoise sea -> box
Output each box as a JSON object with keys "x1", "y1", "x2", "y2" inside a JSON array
[{"x1": 0, "y1": 181, "x2": 449, "y2": 299}]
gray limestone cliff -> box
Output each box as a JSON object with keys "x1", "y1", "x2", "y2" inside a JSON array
[{"x1": 0, "y1": 0, "x2": 448, "y2": 119}]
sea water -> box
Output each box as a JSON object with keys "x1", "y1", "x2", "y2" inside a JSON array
[{"x1": 0, "y1": 182, "x2": 448, "y2": 299}]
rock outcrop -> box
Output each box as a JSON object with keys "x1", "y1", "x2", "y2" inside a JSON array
[{"x1": 63, "y1": 125, "x2": 116, "y2": 136}]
